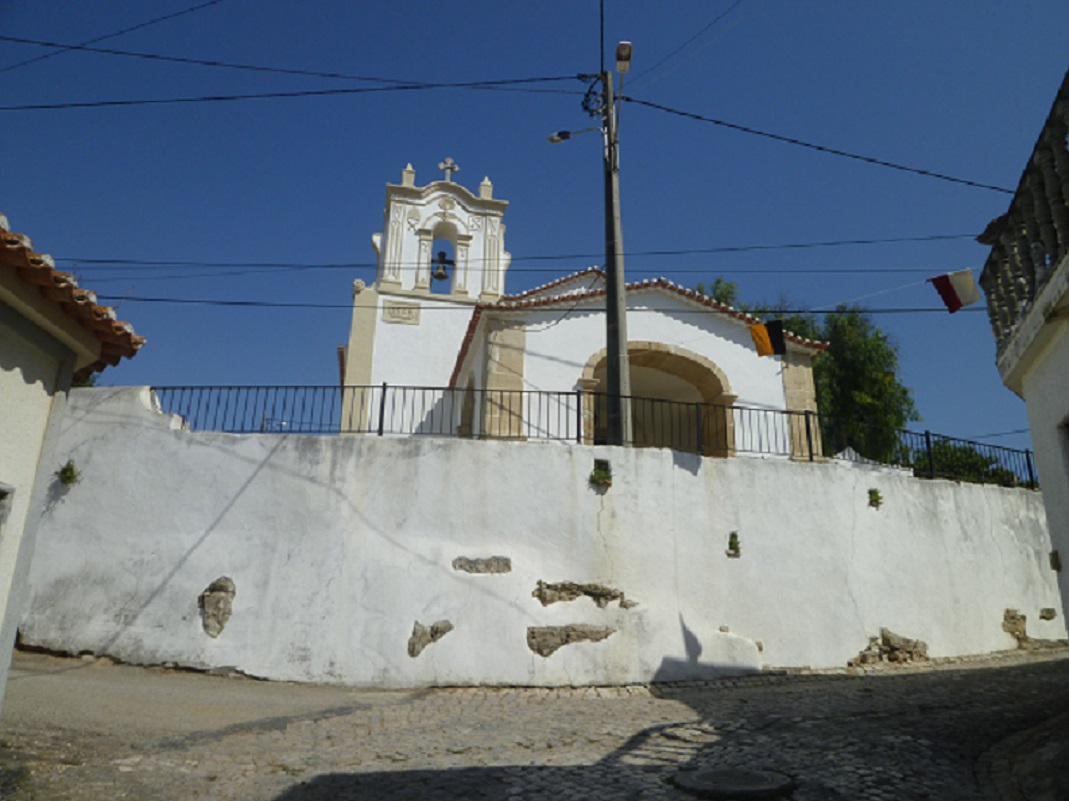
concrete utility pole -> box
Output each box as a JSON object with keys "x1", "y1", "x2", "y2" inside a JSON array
[
  {"x1": 548, "y1": 42, "x2": 634, "y2": 446},
  {"x1": 602, "y1": 43, "x2": 633, "y2": 446}
]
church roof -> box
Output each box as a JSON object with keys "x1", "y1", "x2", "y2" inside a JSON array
[
  {"x1": 502, "y1": 268, "x2": 605, "y2": 302},
  {"x1": 499, "y1": 271, "x2": 827, "y2": 349},
  {"x1": 1, "y1": 214, "x2": 145, "y2": 380},
  {"x1": 448, "y1": 270, "x2": 827, "y2": 386}
]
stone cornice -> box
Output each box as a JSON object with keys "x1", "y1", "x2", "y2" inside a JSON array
[{"x1": 385, "y1": 181, "x2": 508, "y2": 215}]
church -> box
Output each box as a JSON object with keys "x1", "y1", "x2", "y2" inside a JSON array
[{"x1": 340, "y1": 161, "x2": 826, "y2": 457}]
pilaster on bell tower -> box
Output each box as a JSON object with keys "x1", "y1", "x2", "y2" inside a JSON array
[{"x1": 371, "y1": 160, "x2": 511, "y2": 303}]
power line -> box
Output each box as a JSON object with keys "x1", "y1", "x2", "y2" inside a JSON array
[
  {"x1": 94, "y1": 293, "x2": 984, "y2": 315},
  {"x1": 77, "y1": 264, "x2": 982, "y2": 285},
  {"x1": 1, "y1": 0, "x2": 228, "y2": 73},
  {"x1": 58, "y1": 233, "x2": 978, "y2": 271},
  {"x1": 969, "y1": 428, "x2": 1030, "y2": 440},
  {"x1": 0, "y1": 74, "x2": 580, "y2": 112},
  {"x1": 623, "y1": 96, "x2": 1015, "y2": 194},
  {"x1": 0, "y1": 34, "x2": 578, "y2": 99},
  {"x1": 630, "y1": 0, "x2": 749, "y2": 85},
  {"x1": 0, "y1": 34, "x2": 424, "y2": 85}
]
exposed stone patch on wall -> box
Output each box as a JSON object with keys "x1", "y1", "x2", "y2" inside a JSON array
[
  {"x1": 527, "y1": 625, "x2": 616, "y2": 657},
  {"x1": 198, "y1": 577, "x2": 235, "y2": 638},
  {"x1": 849, "y1": 628, "x2": 928, "y2": 666},
  {"x1": 407, "y1": 620, "x2": 454, "y2": 657},
  {"x1": 532, "y1": 581, "x2": 637, "y2": 609},
  {"x1": 1003, "y1": 608, "x2": 1068, "y2": 650},
  {"x1": 1004, "y1": 608, "x2": 1029, "y2": 646},
  {"x1": 452, "y1": 556, "x2": 511, "y2": 574}
]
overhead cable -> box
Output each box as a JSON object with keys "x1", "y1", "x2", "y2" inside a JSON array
[
  {"x1": 0, "y1": 74, "x2": 580, "y2": 112},
  {"x1": 0, "y1": 34, "x2": 577, "y2": 94},
  {"x1": 94, "y1": 293, "x2": 985, "y2": 315},
  {"x1": 623, "y1": 96, "x2": 1015, "y2": 194},
  {"x1": 629, "y1": 0, "x2": 749, "y2": 86},
  {"x1": 1, "y1": 0, "x2": 228, "y2": 73},
  {"x1": 58, "y1": 233, "x2": 977, "y2": 271}
]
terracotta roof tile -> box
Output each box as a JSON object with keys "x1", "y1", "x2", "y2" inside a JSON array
[
  {"x1": 1, "y1": 214, "x2": 145, "y2": 379},
  {"x1": 501, "y1": 268, "x2": 605, "y2": 301}
]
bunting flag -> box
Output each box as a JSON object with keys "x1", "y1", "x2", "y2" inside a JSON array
[
  {"x1": 928, "y1": 269, "x2": 981, "y2": 313},
  {"x1": 749, "y1": 319, "x2": 786, "y2": 357}
]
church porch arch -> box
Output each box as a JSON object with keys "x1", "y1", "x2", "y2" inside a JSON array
[{"x1": 579, "y1": 342, "x2": 737, "y2": 456}]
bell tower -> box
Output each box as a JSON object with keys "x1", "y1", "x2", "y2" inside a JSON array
[
  {"x1": 342, "y1": 161, "x2": 511, "y2": 392},
  {"x1": 373, "y1": 160, "x2": 510, "y2": 302}
]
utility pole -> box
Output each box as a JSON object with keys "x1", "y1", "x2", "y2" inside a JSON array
[
  {"x1": 548, "y1": 42, "x2": 633, "y2": 446},
  {"x1": 602, "y1": 43, "x2": 632, "y2": 446}
]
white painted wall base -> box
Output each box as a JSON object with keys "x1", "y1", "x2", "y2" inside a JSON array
[{"x1": 19, "y1": 388, "x2": 1066, "y2": 686}]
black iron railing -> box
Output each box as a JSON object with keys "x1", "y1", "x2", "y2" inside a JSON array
[{"x1": 150, "y1": 385, "x2": 1036, "y2": 489}]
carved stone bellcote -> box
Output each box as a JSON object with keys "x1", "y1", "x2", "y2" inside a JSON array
[{"x1": 372, "y1": 162, "x2": 511, "y2": 303}]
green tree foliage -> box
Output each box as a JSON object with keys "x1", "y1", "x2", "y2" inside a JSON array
[
  {"x1": 695, "y1": 278, "x2": 918, "y2": 462},
  {"x1": 817, "y1": 305, "x2": 919, "y2": 462},
  {"x1": 920, "y1": 440, "x2": 1021, "y2": 487},
  {"x1": 72, "y1": 373, "x2": 97, "y2": 388},
  {"x1": 707, "y1": 277, "x2": 740, "y2": 307}
]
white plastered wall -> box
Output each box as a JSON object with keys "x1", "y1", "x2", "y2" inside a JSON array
[
  {"x1": 0, "y1": 307, "x2": 75, "y2": 711},
  {"x1": 368, "y1": 297, "x2": 478, "y2": 388},
  {"x1": 19, "y1": 387, "x2": 1065, "y2": 688},
  {"x1": 503, "y1": 296, "x2": 790, "y2": 410},
  {"x1": 1021, "y1": 319, "x2": 1069, "y2": 614}
]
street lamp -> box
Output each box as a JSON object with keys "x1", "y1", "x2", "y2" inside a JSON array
[
  {"x1": 547, "y1": 127, "x2": 599, "y2": 144},
  {"x1": 550, "y1": 41, "x2": 634, "y2": 446}
]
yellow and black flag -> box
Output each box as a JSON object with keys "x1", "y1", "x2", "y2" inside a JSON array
[{"x1": 749, "y1": 320, "x2": 786, "y2": 357}]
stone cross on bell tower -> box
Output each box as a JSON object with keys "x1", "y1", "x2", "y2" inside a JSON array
[{"x1": 437, "y1": 157, "x2": 460, "y2": 183}]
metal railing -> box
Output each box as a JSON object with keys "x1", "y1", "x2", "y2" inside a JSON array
[{"x1": 151, "y1": 384, "x2": 1036, "y2": 488}]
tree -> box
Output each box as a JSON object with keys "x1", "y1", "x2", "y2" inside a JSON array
[
  {"x1": 695, "y1": 277, "x2": 742, "y2": 307},
  {"x1": 921, "y1": 440, "x2": 1020, "y2": 487},
  {"x1": 695, "y1": 279, "x2": 919, "y2": 461},
  {"x1": 818, "y1": 305, "x2": 919, "y2": 462}
]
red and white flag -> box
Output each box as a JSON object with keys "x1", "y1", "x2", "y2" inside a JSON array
[{"x1": 928, "y1": 269, "x2": 981, "y2": 313}]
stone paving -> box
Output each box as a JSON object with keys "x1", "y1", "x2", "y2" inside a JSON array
[{"x1": 1, "y1": 648, "x2": 1068, "y2": 800}]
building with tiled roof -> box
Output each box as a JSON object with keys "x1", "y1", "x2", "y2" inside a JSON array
[
  {"x1": 0, "y1": 212, "x2": 143, "y2": 712},
  {"x1": 340, "y1": 164, "x2": 824, "y2": 455}
]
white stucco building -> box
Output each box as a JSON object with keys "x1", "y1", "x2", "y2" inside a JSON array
[
  {"x1": 0, "y1": 214, "x2": 143, "y2": 710},
  {"x1": 341, "y1": 163, "x2": 826, "y2": 456},
  {"x1": 979, "y1": 67, "x2": 1069, "y2": 615}
]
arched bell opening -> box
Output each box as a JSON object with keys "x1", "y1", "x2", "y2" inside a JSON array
[
  {"x1": 580, "y1": 342, "x2": 736, "y2": 456},
  {"x1": 428, "y1": 219, "x2": 459, "y2": 296}
]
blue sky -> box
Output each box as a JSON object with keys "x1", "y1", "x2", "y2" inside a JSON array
[{"x1": 3, "y1": 1, "x2": 1067, "y2": 451}]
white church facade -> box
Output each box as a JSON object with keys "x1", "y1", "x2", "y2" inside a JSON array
[{"x1": 340, "y1": 163, "x2": 826, "y2": 457}]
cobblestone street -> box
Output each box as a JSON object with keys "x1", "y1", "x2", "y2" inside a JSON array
[{"x1": 1, "y1": 649, "x2": 1067, "y2": 800}]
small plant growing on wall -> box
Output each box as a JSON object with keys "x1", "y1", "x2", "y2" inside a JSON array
[
  {"x1": 54, "y1": 459, "x2": 81, "y2": 487},
  {"x1": 726, "y1": 531, "x2": 741, "y2": 558},
  {"x1": 868, "y1": 488, "x2": 883, "y2": 509},
  {"x1": 589, "y1": 459, "x2": 612, "y2": 488}
]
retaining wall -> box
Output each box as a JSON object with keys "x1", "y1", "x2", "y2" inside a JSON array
[{"x1": 18, "y1": 387, "x2": 1066, "y2": 686}]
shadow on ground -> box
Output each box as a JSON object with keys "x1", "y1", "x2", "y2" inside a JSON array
[{"x1": 270, "y1": 657, "x2": 1069, "y2": 801}]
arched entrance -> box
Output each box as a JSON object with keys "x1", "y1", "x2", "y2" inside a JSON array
[{"x1": 579, "y1": 342, "x2": 736, "y2": 456}]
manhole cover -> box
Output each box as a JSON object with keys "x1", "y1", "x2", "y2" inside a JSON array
[{"x1": 672, "y1": 767, "x2": 796, "y2": 799}]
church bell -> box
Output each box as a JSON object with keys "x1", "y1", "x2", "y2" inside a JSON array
[{"x1": 431, "y1": 251, "x2": 453, "y2": 282}]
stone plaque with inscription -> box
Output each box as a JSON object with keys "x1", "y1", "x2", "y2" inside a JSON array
[{"x1": 382, "y1": 300, "x2": 421, "y2": 325}]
